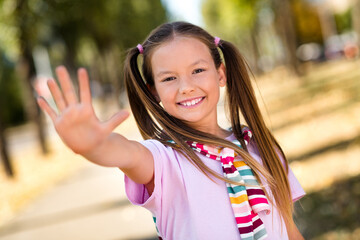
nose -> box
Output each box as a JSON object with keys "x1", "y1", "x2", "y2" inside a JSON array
[{"x1": 178, "y1": 76, "x2": 195, "y2": 94}]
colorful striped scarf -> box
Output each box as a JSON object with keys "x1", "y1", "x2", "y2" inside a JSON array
[{"x1": 187, "y1": 130, "x2": 270, "y2": 240}]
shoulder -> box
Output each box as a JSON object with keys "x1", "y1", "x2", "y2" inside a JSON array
[
  {"x1": 140, "y1": 139, "x2": 181, "y2": 162},
  {"x1": 140, "y1": 139, "x2": 174, "y2": 152}
]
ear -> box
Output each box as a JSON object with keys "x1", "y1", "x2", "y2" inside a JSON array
[
  {"x1": 217, "y1": 63, "x2": 227, "y2": 87},
  {"x1": 147, "y1": 84, "x2": 161, "y2": 103}
]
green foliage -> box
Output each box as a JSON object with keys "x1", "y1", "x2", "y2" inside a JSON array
[
  {"x1": 41, "y1": 0, "x2": 167, "y2": 61},
  {"x1": 0, "y1": 0, "x2": 167, "y2": 126},
  {"x1": 202, "y1": 0, "x2": 260, "y2": 44},
  {"x1": 334, "y1": 9, "x2": 352, "y2": 34},
  {"x1": 202, "y1": 0, "x2": 340, "y2": 46},
  {"x1": 0, "y1": 0, "x2": 167, "y2": 68}
]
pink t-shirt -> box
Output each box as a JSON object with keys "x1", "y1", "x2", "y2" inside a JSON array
[{"x1": 124, "y1": 135, "x2": 305, "y2": 239}]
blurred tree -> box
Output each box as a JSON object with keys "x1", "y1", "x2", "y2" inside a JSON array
[
  {"x1": 2, "y1": 0, "x2": 170, "y2": 178},
  {"x1": 203, "y1": 0, "x2": 304, "y2": 75},
  {"x1": 292, "y1": 0, "x2": 323, "y2": 44},
  {"x1": 82, "y1": 0, "x2": 167, "y2": 106},
  {"x1": 0, "y1": 0, "x2": 167, "y2": 176},
  {"x1": 353, "y1": 0, "x2": 360, "y2": 43},
  {"x1": 334, "y1": 10, "x2": 352, "y2": 34},
  {"x1": 271, "y1": 0, "x2": 302, "y2": 75},
  {"x1": 202, "y1": 0, "x2": 263, "y2": 73},
  {"x1": 45, "y1": 0, "x2": 167, "y2": 106},
  {"x1": 315, "y1": 5, "x2": 338, "y2": 40},
  {"x1": 305, "y1": 0, "x2": 340, "y2": 55},
  {"x1": 0, "y1": 52, "x2": 23, "y2": 177},
  {"x1": 0, "y1": 0, "x2": 167, "y2": 148},
  {"x1": 0, "y1": 115, "x2": 14, "y2": 177},
  {"x1": 14, "y1": 0, "x2": 49, "y2": 154},
  {"x1": 0, "y1": 54, "x2": 25, "y2": 127}
]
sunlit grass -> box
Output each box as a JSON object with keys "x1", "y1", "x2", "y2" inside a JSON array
[{"x1": 257, "y1": 59, "x2": 360, "y2": 239}]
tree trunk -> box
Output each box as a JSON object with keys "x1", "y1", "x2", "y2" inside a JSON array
[
  {"x1": 352, "y1": 0, "x2": 360, "y2": 45},
  {"x1": 272, "y1": 0, "x2": 302, "y2": 76},
  {"x1": 250, "y1": 20, "x2": 263, "y2": 74},
  {"x1": 316, "y1": 6, "x2": 338, "y2": 41},
  {"x1": 18, "y1": 54, "x2": 49, "y2": 154},
  {"x1": 105, "y1": 47, "x2": 124, "y2": 108},
  {"x1": 0, "y1": 112, "x2": 14, "y2": 177},
  {"x1": 16, "y1": 0, "x2": 49, "y2": 154}
]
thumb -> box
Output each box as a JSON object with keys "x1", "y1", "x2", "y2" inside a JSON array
[{"x1": 104, "y1": 110, "x2": 130, "y2": 132}]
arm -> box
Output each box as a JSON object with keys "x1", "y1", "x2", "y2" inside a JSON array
[
  {"x1": 37, "y1": 66, "x2": 154, "y2": 185},
  {"x1": 286, "y1": 221, "x2": 304, "y2": 240}
]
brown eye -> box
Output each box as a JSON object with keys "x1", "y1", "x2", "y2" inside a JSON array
[
  {"x1": 193, "y1": 69, "x2": 205, "y2": 74},
  {"x1": 162, "y1": 76, "x2": 176, "y2": 82}
]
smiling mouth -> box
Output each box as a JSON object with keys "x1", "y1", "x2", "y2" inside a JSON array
[{"x1": 177, "y1": 97, "x2": 205, "y2": 107}]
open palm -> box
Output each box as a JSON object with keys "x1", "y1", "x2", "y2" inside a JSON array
[{"x1": 37, "y1": 66, "x2": 129, "y2": 155}]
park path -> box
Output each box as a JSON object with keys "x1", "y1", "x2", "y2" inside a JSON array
[
  {"x1": 0, "y1": 163, "x2": 157, "y2": 240},
  {"x1": 0, "y1": 106, "x2": 158, "y2": 240}
]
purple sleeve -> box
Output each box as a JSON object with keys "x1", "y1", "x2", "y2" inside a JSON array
[
  {"x1": 277, "y1": 150, "x2": 306, "y2": 202},
  {"x1": 124, "y1": 140, "x2": 164, "y2": 214},
  {"x1": 287, "y1": 166, "x2": 306, "y2": 202}
]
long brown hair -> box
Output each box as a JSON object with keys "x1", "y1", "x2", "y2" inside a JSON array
[{"x1": 123, "y1": 21, "x2": 294, "y2": 228}]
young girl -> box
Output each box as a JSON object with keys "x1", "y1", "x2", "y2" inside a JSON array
[{"x1": 37, "y1": 21, "x2": 305, "y2": 239}]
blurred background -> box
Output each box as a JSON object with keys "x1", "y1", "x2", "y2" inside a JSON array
[{"x1": 0, "y1": 0, "x2": 359, "y2": 239}]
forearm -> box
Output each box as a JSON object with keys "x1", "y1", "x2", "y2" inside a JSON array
[
  {"x1": 80, "y1": 132, "x2": 154, "y2": 185},
  {"x1": 81, "y1": 132, "x2": 136, "y2": 168},
  {"x1": 286, "y1": 220, "x2": 304, "y2": 240}
]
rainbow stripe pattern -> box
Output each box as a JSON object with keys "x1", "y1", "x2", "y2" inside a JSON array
[{"x1": 187, "y1": 129, "x2": 270, "y2": 240}]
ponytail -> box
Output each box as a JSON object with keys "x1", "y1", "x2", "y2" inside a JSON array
[
  {"x1": 219, "y1": 39, "x2": 294, "y2": 228},
  {"x1": 124, "y1": 47, "x2": 162, "y2": 139}
]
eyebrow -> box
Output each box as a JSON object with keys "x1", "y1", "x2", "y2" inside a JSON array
[{"x1": 156, "y1": 59, "x2": 208, "y2": 78}]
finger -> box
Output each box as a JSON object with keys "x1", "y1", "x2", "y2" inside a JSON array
[
  {"x1": 47, "y1": 79, "x2": 67, "y2": 112},
  {"x1": 37, "y1": 96, "x2": 57, "y2": 122},
  {"x1": 103, "y1": 110, "x2": 130, "y2": 132},
  {"x1": 56, "y1": 66, "x2": 78, "y2": 105},
  {"x1": 78, "y1": 68, "x2": 91, "y2": 104}
]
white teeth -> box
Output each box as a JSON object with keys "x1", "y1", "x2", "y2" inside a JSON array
[{"x1": 181, "y1": 97, "x2": 202, "y2": 106}]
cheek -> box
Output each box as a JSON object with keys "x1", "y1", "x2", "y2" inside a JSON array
[
  {"x1": 158, "y1": 95, "x2": 175, "y2": 114},
  {"x1": 155, "y1": 86, "x2": 174, "y2": 104}
]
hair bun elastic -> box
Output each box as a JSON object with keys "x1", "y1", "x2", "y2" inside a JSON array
[
  {"x1": 214, "y1": 37, "x2": 221, "y2": 47},
  {"x1": 137, "y1": 44, "x2": 144, "y2": 54}
]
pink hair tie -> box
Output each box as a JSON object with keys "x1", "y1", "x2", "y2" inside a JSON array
[
  {"x1": 214, "y1": 37, "x2": 221, "y2": 47},
  {"x1": 137, "y1": 44, "x2": 144, "y2": 54}
]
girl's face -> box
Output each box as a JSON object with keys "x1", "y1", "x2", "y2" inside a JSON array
[{"x1": 150, "y1": 36, "x2": 226, "y2": 132}]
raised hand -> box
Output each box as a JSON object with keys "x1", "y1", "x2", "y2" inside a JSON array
[{"x1": 37, "y1": 66, "x2": 129, "y2": 156}]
